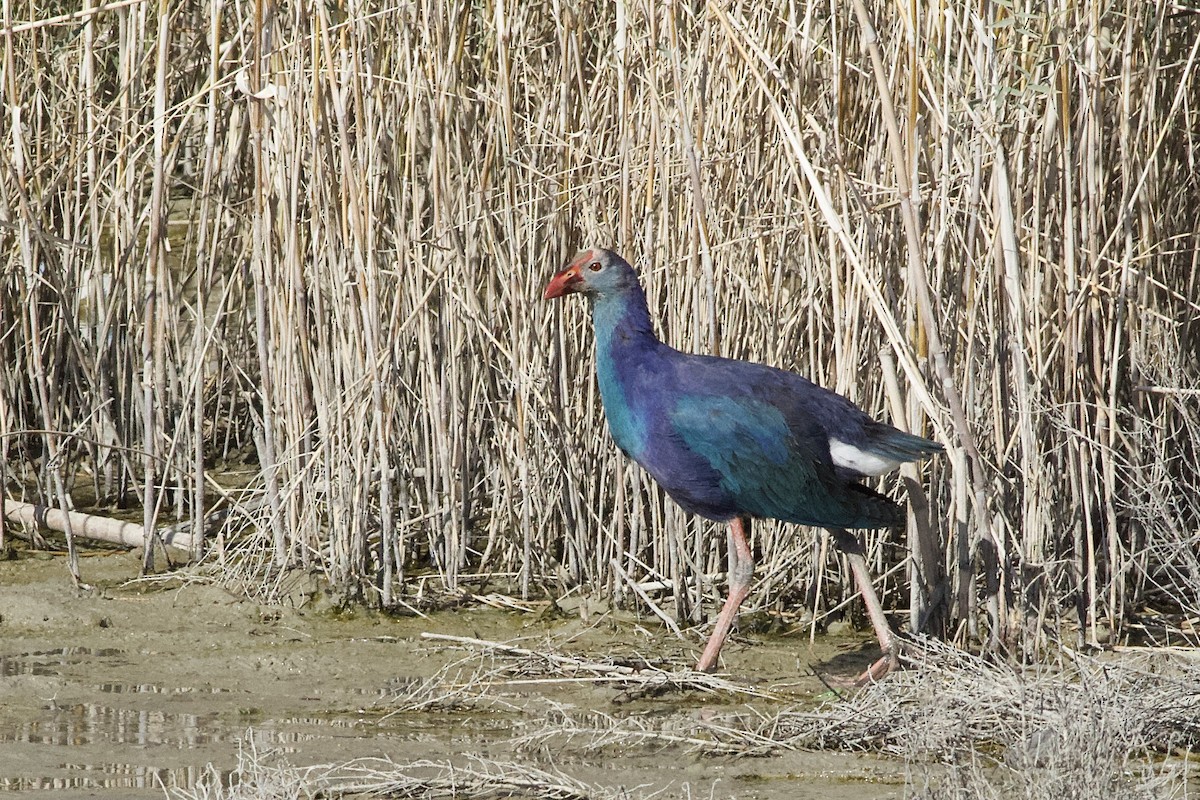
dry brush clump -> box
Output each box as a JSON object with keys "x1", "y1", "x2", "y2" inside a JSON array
[
  {"x1": 2, "y1": 0, "x2": 1199, "y2": 656},
  {"x1": 775, "y1": 638, "x2": 1199, "y2": 797}
]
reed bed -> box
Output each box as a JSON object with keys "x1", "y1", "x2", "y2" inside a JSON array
[{"x1": 2, "y1": 0, "x2": 1198, "y2": 655}]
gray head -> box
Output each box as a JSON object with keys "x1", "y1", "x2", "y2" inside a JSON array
[{"x1": 543, "y1": 248, "x2": 640, "y2": 300}]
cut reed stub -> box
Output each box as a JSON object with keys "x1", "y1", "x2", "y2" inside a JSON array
[{"x1": 2, "y1": 500, "x2": 200, "y2": 557}]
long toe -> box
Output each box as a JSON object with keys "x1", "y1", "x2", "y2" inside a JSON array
[{"x1": 852, "y1": 646, "x2": 899, "y2": 686}]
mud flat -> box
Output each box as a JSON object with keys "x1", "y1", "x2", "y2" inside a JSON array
[{"x1": 0, "y1": 546, "x2": 906, "y2": 799}]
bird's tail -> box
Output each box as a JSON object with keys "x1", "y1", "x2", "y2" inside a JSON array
[{"x1": 871, "y1": 426, "x2": 944, "y2": 464}]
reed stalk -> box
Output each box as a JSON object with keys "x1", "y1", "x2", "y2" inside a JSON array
[{"x1": 0, "y1": 0, "x2": 1197, "y2": 654}]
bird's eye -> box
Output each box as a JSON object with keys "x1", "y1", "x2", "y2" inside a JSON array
[{"x1": 589, "y1": 261, "x2": 603, "y2": 272}]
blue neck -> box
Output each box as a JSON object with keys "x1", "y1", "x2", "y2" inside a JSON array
[
  {"x1": 590, "y1": 285, "x2": 659, "y2": 457},
  {"x1": 591, "y1": 283, "x2": 656, "y2": 349}
]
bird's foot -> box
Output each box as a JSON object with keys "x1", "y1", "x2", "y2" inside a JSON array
[
  {"x1": 823, "y1": 637, "x2": 902, "y2": 689},
  {"x1": 850, "y1": 645, "x2": 899, "y2": 686}
]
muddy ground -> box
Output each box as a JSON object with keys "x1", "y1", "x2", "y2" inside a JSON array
[{"x1": 0, "y1": 545, "x2": 910, "y2": 799}]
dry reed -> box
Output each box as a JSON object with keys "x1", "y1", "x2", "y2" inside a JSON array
[
  {"x1": 174, "y1": 744, "x2": 622, "y2": 800},
  {"x1": 377, "y1": 632, "x2": 1198, "y2": 794},
  {"x1": 1, "y1": 1, "x2": 1198, "y2": 657}
]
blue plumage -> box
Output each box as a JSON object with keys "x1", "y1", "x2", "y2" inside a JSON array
[
  {"x1": 547, "y1": 249, "x2": 941, "y2": 531},
  {"x1": 547, "y1": 248, "x2": 942, "y2": 678}
]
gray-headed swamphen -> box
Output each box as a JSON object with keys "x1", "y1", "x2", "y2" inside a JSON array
[{"x1": 546, "y1": 248, "x2": 942, "y2": 682}]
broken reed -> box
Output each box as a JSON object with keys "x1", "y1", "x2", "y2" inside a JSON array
[{"x1": 1, "y1": 1, "x2": 1197, "y2": 648}]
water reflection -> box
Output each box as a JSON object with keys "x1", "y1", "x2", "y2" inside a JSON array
[
  {"x1": 0, "y1": 647, "x2": 127, "y2": 677},
  {"x1": 0, "y1": 702, "x2": 222, "y2": 747},
  {"x1": 0, "y1": 764, "x2": 228, "y2": 793},
  {"x1": 0, "y1": 647, "x2": 432, "y2": 794}
]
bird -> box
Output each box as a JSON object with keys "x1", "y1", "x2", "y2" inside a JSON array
[{"x1": 545, "y1": 248, "x2": 942, "y2": 683}]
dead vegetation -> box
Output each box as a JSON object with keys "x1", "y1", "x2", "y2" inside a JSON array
[
  {"x1": 2, "y1": 0, "x2": 1200, "y2": 776},
  {"x1": 171, "y1": 633, "x2": 1198, "y2": 799},
  {"x1": 435, "y1": 635, "x2": 1200, "y2": 796},
  {"x1": 776, "y1": 637, "x2": 1199, "y2": 753},
  {"x1": 177, "y1": 745, "x2": 622, "y2": 800}
]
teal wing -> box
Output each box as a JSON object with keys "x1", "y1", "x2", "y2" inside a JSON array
[{"x1": 667, "y1": 394, "x2": 843, "y2": 525}]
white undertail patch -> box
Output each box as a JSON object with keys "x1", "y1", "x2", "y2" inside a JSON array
[{"x1": 829, "y1": 438, "x2": 901, "y2": 477}]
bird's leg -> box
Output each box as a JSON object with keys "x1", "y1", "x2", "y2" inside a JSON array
[
  {"x1": 696, "y1": 516, "x2": 754, "y2": 673},
  {"x1": 828, "y1": 527, "x2": 899, "y2": 684}
]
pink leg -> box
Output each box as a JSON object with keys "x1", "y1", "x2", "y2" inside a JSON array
[
  {"x1": 696, "y1": 516, "x2": 754, "y2": 673},
  {"x1": 829, "y1": 527, "x2": 899, "y2": 684}
]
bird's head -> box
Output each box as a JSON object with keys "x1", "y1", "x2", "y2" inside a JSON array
[{"x1": 544, "y1": 248, "x2": 638, "y2": 300}]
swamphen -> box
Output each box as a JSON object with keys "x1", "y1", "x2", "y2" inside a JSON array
[{"x1": 545, "y1": 248, "x2": 942, "y2": 682}]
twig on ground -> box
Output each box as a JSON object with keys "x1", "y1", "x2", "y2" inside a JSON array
[{"x1": 418, "y1": 631, "x2": 779, "y2": 700}]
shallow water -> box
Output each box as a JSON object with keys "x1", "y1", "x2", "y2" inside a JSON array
[{"x1": 0, "y1": 548, "x2": 904, "y2": 799}]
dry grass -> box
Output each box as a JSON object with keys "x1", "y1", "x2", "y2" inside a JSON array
[
  {"x1": 398, "y1": 630, "x2": 780, "y2": 706},
  {"x1": 174, "y1": 743, "x2": 622, "y2": 800},
  {"x1": 378, "y1": 634, "x2": 1199, "y2": 796},
  {"x1": 2, "y1": 1, "x2": 1199, "y2": 659},
  {"x1": 166, "y1": 633, "x2": 1198, "y2": 798},
  {"x1": 776, "y1": 638, "x2": 1200, "y2": 755}
]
